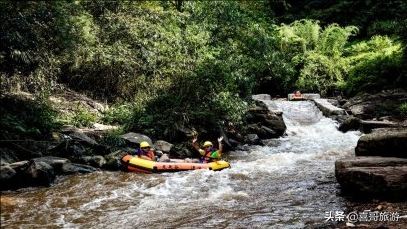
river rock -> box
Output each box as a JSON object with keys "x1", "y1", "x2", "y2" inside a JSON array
[
  {"x1": 60, "y1": 127, "x2": 99, "y2": 146},
  {"x1": 246, "y1": 134, "x2": 263, "y2": 145},
  {"x1": 103, "y1": 150, "x2": 129, "y2": 170},
  {"x1": 338, "y1": 116, "x2": 361, "y2": 132},
  {"x1": 251, "y1": 94, "x2": 271, "y2": 100},
  {"x1": 78, "y1": 155, "x2": 107, "y2": 168},
  {"x1": 244, "y1": 100, "x2": 286, "y2": 140},
  {"x1": 57, "y1": 127, "x2": 111, "y2": 155},
  {"x1": 154, "y1": 140, "x2": 173, "y2": 152},
  {"x1": 8, "y1": 160, "x2": 30, "y2": 171},
  {"x1": 355, "y1": 128, "x2": 407, "y2": 158},
  {"x1": 335, "y1": 157, "x2": 407, "y2": 200},
  {"x1": 313, "y1": 99, "x2": 346, "y2": 116},
  {"x1": 23, "y1": 161, "x2": 55, "y2": 187},
  {"x1": 342, "y1": 91, "x2": 407, "y2": 120},
  {"x1": 1, "y1": 160, "x2": 58, "y2": 190},
  {"x1": 1, "y1": 165, "x2": 17, "y2": 181},
  {"x1": 33, "y1": 156, "x2": 71, "y2": 174},
  {"x1": 48, "y1": 138, "x2": 86, "y2": 158},
  {"x1": 1, "y1": 165, "x2": 18, "y2": 190},
  {"x1": 120, "y1": 132, "x2": 153, "y2": 146},
  {"x1": 62, "y1": 163, "x2": 100, "y2": 174},
  {"x1": 263, "y1": 118, "x2": 286, "y2": 136},
  {"x1": 360, "y1": 120, "x2": 400, "y2": 133},
  {"x1": 103, "y1": 150, "x2": 128, "y2": 170}
]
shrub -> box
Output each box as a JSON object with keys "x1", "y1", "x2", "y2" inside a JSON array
[
  {"x1": 102, "y1": 103, "x2": 134, "y2": 125},
  {"x1": 278, "y1": 20, "x2": 357, "y2": 96},
  {"x1": 57, "y1": 108, "x2": 98, "y2": 128},
  {"x1": 399, "y1": 102, "x2": 407, "y2": 117},
  {"x1": 0, "y1": 96, "x2": 59, "y2": 140},
  {"x1": 343, "y1": 36, "x2": 404, "y2": 95}
]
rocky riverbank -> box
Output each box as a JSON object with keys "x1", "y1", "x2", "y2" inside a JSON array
[{"x1": 326, "y1": 91, "x2": 407, "y2": 203}]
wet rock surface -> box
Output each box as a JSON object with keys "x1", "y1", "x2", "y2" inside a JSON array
[
  {"x1": 341, "y1": 91, "x2": 407, "y2": 121},
  {"x1": 335, "y1": 157, "x2": 407, "y2": 200},
  {"x1": 247, "y1": 97, "x2": 287, "y2": 141},
  {"x1": 355, "y1": 128, "x2": 407, "y2": 158}
]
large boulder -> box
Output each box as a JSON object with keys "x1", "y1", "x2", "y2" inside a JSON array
[
  {"x1": 61, "y1": 163, "x2": 100, "y2": 174},
  {"x1": 103, "y1": 150, "x2": 129, "y2": 170},
  {"x1": 313, "y1": 99, "x2": 346, "y2": 116},
  {"x1": 60, "y1": 127, "x2": 99, "y2": 146},
  {"x1": 360, "y1": 120, "x2": 401, "y2": 133},
  {"x1": 338, "y1": 116, "x2": 361, "y2": 132},
  {"x1": 341, "y1": 91, "x2": 407, "y2": 120},
  {"x1": 33, "y1": 156, "x2": 71, "y2": 174},
  {"x1": 355, "y1": 128, "x2": 407, "y2": 158},
  {"x1": 0, "y1": 165, "x2": 17, "y2": 190},
  {"x1": 335, "y1": 157, "x2": 407, "y2": 200},
  {"x1": 1, "y1": 160, "x2": 56, "y2": 190},
  {"x1": 244, "y1": 99, "x2": 286, "y2": 140},
  {"x1": 246, "y1": 134, "x2": 263, "y2": 145},
  {"x1": 23, "y1": 161, "x2": 55, "y2": 187},
  {"x1": 8, "y1": 160, "x2": 30, "y2": 172},
  {"x1": 78, "y1": 155, "x2": 107, "y2": 168},
  {"x1": 120, "y1": 132, "x2": 152, "y2": 147},
  {"x1": 48, "y1": 138, "x2": 86, "y2": 158},
  {"x1": 154, "y1": 140, "x2": 173, "y2": 152},
  {"x1": 57, "y1": 127, "x2": 111, "y2": 155}
]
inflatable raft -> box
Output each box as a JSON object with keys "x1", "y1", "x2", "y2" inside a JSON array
[
  {"x1": 289, "y1": 96, "x2": 305, "y2": 101},
  {"x1": 121, "y1": 155, "x2": 230, "y2": 173}
]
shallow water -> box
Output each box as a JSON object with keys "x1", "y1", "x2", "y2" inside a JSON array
[{"x1": 1, "y1": 101, "x2": 361, "y2": 229}]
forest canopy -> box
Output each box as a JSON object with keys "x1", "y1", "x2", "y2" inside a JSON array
[{"x1": 1, "y1": 0, "x2": 406, "y2": 141}]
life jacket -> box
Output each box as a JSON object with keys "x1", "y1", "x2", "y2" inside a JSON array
[
  {"x1": 200, "y1": 148, "x2": 218, "y2": 163},
  {"x1": 137, "y1": 149, "x2": 154, "y2": 160}
]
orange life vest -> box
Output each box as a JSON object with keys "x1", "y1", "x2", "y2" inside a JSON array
[
  {"x1": 200, "y1": 148, "x2": 218, "y2": 163},
  {"x1": 137, "y1": 149, "x2": 154, "y2": 160}
]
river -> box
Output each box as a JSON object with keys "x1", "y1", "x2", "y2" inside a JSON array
[{"x1": 1, "y1": 100, "x2": 361, "y2": 228}]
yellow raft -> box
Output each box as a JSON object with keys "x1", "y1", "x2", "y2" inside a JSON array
[{"x1": 121, "y1": 155, "x2": 230, "y2": 173}]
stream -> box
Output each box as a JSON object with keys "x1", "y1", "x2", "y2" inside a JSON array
[{"x1": 1, "y1": 100, "x2": 361, "y2": 229}]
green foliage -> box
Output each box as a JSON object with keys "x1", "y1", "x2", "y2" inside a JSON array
[
  {"x1": 294, "y1": 51, "x2": 348, "y2": 95},
  {"x1": 317, "y1": 24, "x2": 358, "y2": 57},
  {"x1": 58, "y1": 108, "x2": 98, "y2": 128},
  {"x1": 277, "y1": 20, "x2": 357, "y2": 95},
  {"x1": 71, "y1": 109, "x2": 98, "y2": 128},
  {"x1": 273, "y1": 0, "x2": 407, "y2": 95},
  {"x1": 343, "y1": 36, "x2": 404, "y2": 95},
  {"x1": 279, "y1": 19, "x2": 321, "y2": 52},
  {"x1": 0, "y1": 1, "x2": 82, "y2": 95},
  {"x1": 0, "y1": 96, "x2": 59, "y2": 140},
  {"x1": 1, "y1": 1, "x2": 406, "y2": 143},
  {"x1": 126, "y1": 65, "x2": 250, "y2": 141},
  {"x1": 102, "y1": 103, "x2": 134, "y2": 125},
  {"x1": 99, "y1": 127, "x2": 126, "y2": 151},
  {"x1": 399, "y1": 102, "x2": 407, "y2": 117}
]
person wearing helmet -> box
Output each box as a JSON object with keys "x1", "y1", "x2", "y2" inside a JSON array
[
  {"x1": 191, "y1": 136, "x2": 223, "y2": 163},
  {"x1": 293, "y1": 90, "x2": 303, "y2": 100},
  {"x1": 136, "y1": 141, "x2": 156, "y2": 161},
  {"x1": 136, "y1": 141, "x2": 170, "y2": 162}
]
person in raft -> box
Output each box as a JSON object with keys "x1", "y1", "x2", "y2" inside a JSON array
[
  {"x1": 136, "y1": 141, "x2": 170, "y2": 162},
  {"x1": 294, "y1": 90, "x2": 302, "y2": 98},
  {"x1": 190, "y1": 136, "x2": 223, "y2": 163}
]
